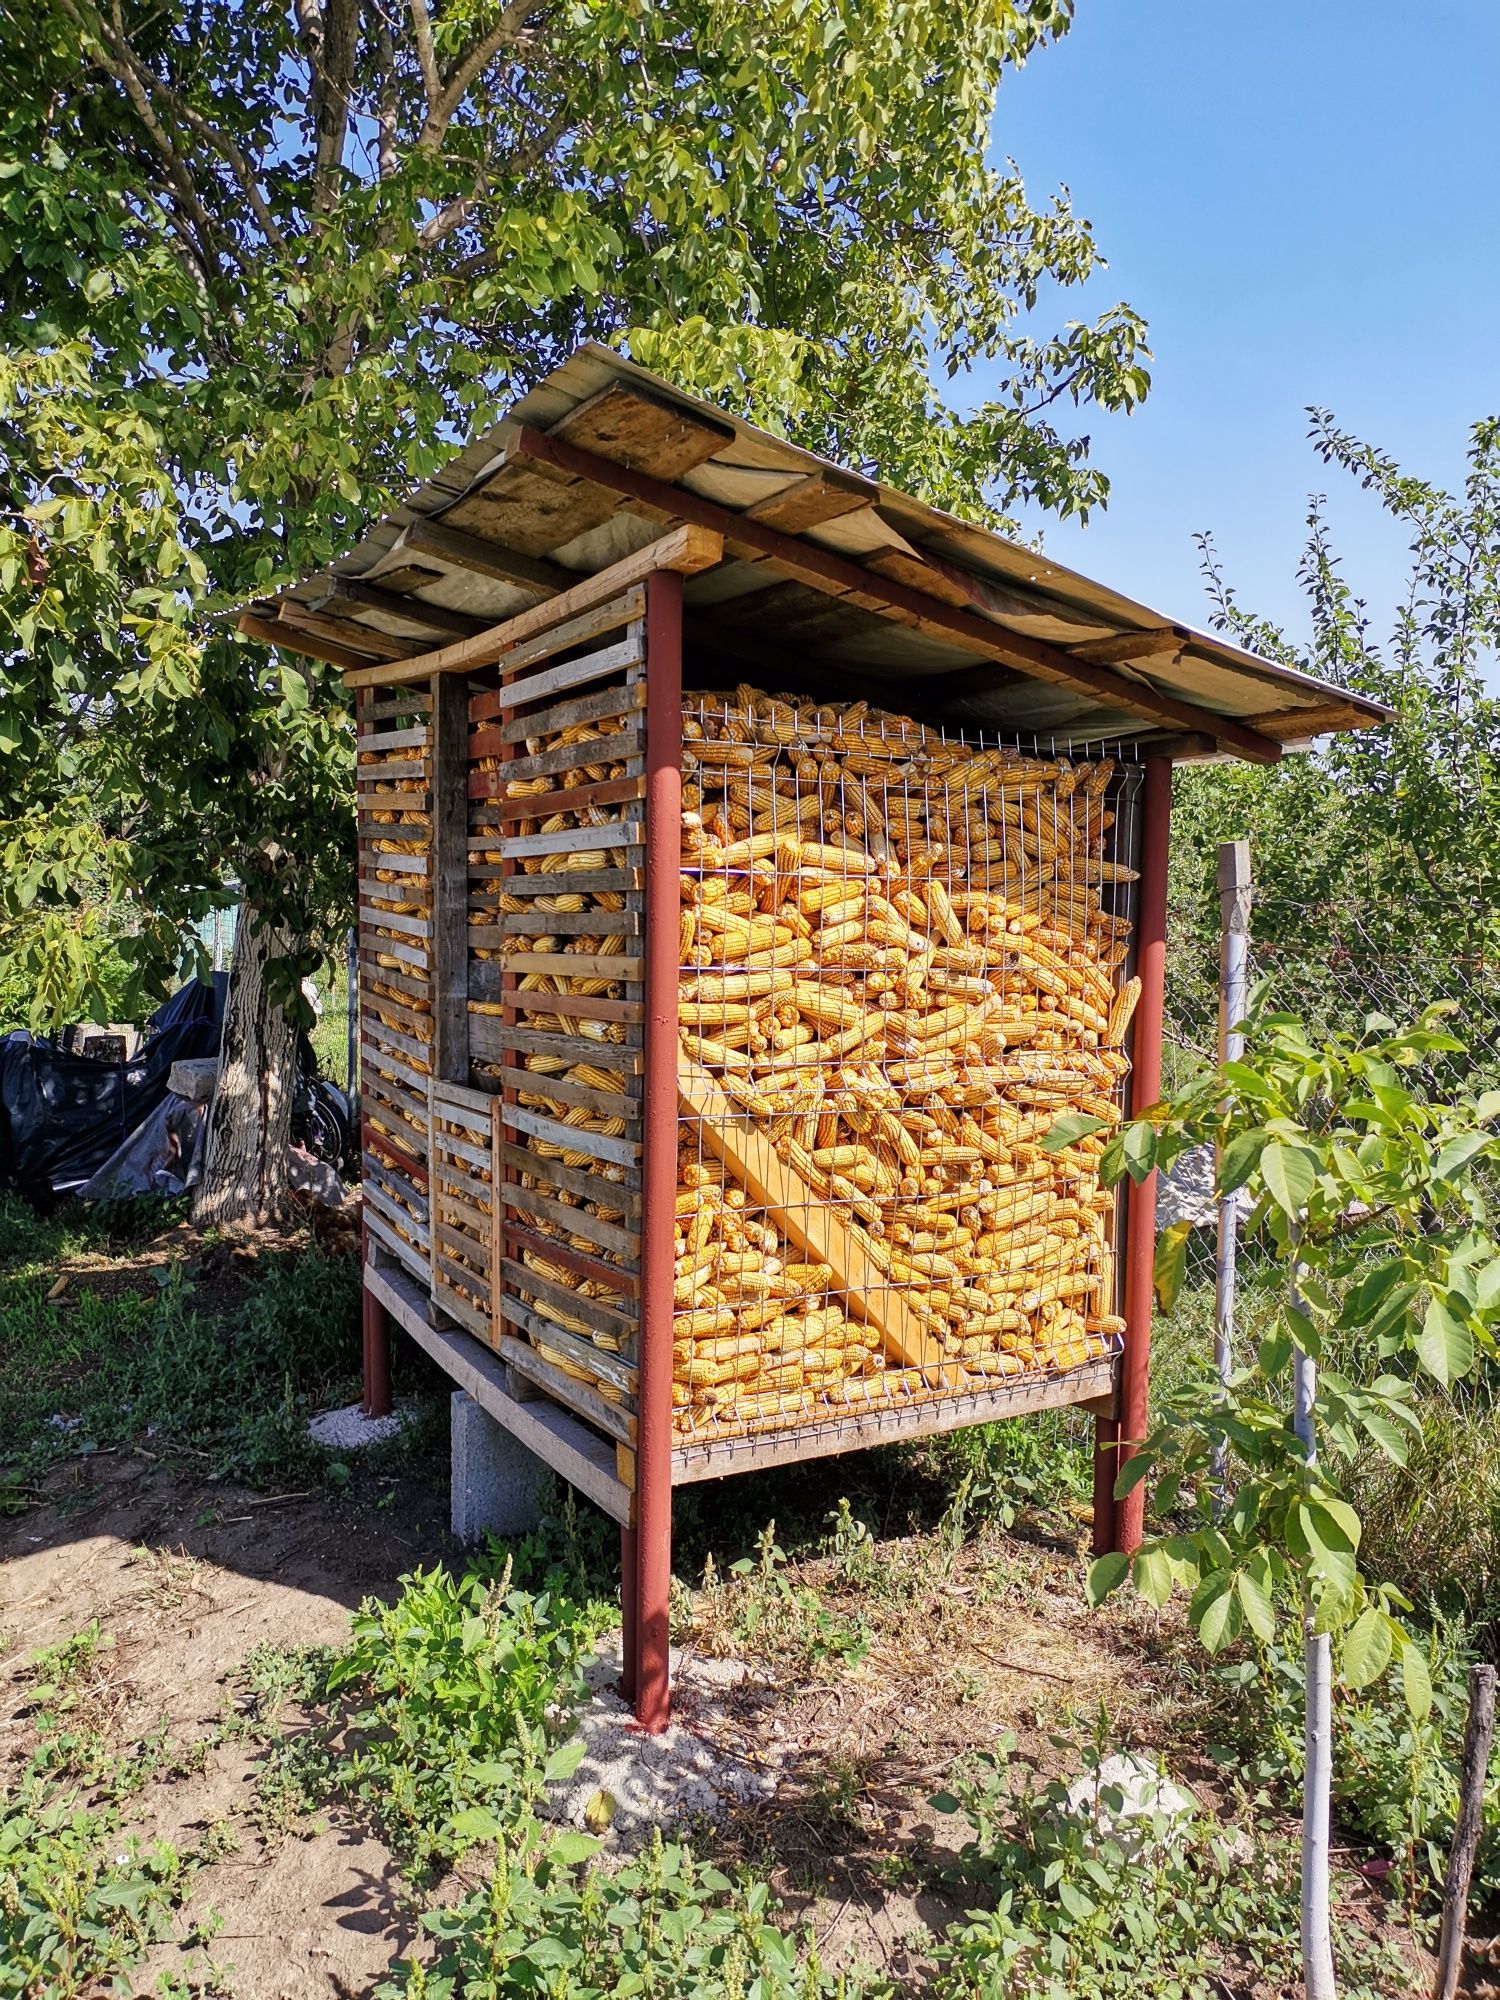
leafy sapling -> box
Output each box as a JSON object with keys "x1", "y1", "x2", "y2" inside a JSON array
[{"x1": 1059, "y1": 998, "x2": 1500, "y2": 1998}]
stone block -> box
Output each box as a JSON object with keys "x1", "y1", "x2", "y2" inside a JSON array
[{"x1": 450, "y1": 1391, "x2": 548, "y2": 1543}]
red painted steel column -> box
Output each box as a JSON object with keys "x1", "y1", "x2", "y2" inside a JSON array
[
  {"x1": 1113, "y1": 753, "x2": 1172, "y2": 1555},
  {"x1": 635, "y1": 568, "x2": 682, "y2": 1731},
  {"x1": 361, "y1": 1242, "x2": 392, "y2": 1418},
  {"x1": 619, "y1": 1524, "x2": 638, "y2": 1704}
]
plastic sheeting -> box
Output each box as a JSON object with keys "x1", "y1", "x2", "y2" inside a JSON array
[{"x1": 0, "y1": 978, "x2": 225, "y2": 1202}]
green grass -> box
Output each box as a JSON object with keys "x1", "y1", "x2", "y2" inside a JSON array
[{"x1": 0, "y1": 1191, "x2": 370, "y2": 1492}]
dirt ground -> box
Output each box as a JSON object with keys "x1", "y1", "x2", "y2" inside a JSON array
[
  {"x1": 1, "y1": 1451, "x2": 451, "y2": 1998},
  {"x1": 3, "y1": 1440, "x2": 1483, "y2": 1998}
]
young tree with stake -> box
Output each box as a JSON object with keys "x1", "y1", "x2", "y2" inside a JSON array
[{"x1": 1065, "y1": 1001, "x2": 1500, "y2": 1999}]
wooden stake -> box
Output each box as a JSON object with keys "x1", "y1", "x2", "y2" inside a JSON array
[{"x1": 1434, "y1": 1663, "x2": 1498, "y2": 2000}]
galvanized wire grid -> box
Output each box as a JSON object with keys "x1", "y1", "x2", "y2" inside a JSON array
[{"x1": 672, "y1": 690, "x2": 1144, "y2": 1445}]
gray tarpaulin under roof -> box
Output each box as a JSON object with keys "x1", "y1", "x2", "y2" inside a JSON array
[{"x1": 245, "y1": 343, "x2": 1390, "y2": 763}]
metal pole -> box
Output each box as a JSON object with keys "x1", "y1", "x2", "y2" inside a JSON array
[
  {"x1": 634, "y1": 568, "x2": 683, "y2": 1733},
  {"x1": 1113, "y1": 754, "x2": 1172, "y2": 1556},
  {"x1": 1213, "y1": 840, "x2": 1251, "y2": 1497}
]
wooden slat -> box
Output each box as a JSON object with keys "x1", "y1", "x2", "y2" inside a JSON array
[
  {"x1": 505, "y1": 989, "x2": 642, "y2": 1026},
  {"x1": 503, "y1": 1257, "x2": 635, "y2": 1343},
  {"x1": 365, "y1": 935, "x2": 428, "y2": 971},
  {"x1": 470, "y1": 1018, "x2": 643, "y2": 1071},
  {"x1": 357, "y1": 757, "x2": 427, "y2": 782},
  {"x1": 431, "y1": 1125, "x2": 492, "y2": 1172},
  {"x1": 485, "y1": 821, "x2": 642, "y2": 860},
  {"x1": 359, "y1": 905, "x2": 431, "y2": 940},
  {"x1": 361, "y1": 962, "x2": 432, "y2": 1004},
  {"x1": 679, "y1": 1058, "x2": 939, "y2": 1370},
  {"x1": 366, "y1": 1256, "x2": 634, "y2": 1523},
  {"x1": 363, "y1": 1207, "x2": 430, "y2": 1278},
  {"x1": 487, "y1": 679, "x2": 646, "y2": 746},
  {"x1": 671, "y1": 1359, "x2": 1119, "y2": 1483},
  {"x1": 364, "y1": 1179, "x2": 430, "y2": 1250},
  {"x1": 502, "y1": 1102, "x2": 640, "y2": 1167},
  {"x1": 476, "y1": 634, "x2": 641, "y2": 723},
  {"x1": 469, "y1": 772, "x2": 646, "y2": 818},
  {"x1": 474, "y1": 950, "x2": 643, "y2": 986},
  {"x1": 363, "y1": 849, "x2": 430, "y2": 877},
  {"x1": 343, "y1": 525, "x2": 721, "y2": 689},
  {"x1": 498, "y1": 1336, "x2": 637, "y2": 1445},
  {"x1": 500, "y1": 1179, "x2": 641, "y2": 1262},
  {"x1": 473, "y1": 717, "x2": 644, "y2": 786},
  {"x1": 358, "y1": 787, "x2": 432, "y2": 812},
  {"x1": 549, "y1": 379, "x2": 734, "y2": 479},
  {"x1": 511, "y1": 1068, "x2": 640, "y2": 1122},
  {"x1": 401, "y1": 514, "x2": 575, "y2": 596},
  {"x1": 433, "y1": 1218, "x2": 493, "y2": 1282},
  {"x1": 361, "y1": 990, "x2": 432, "y2": 1038},
  {"x1": 362, "y1": 1018, "x2": 433, "y2": 1067},
  {"x1": 240, "y1": 610, "x2": 378, "y2": 674},
  {"x1": 467, "y1": 866, "x2": 642, "y2": 901},
  {"x1": 429, "y1": 1282, "x2": 492, "y2": 1341},
  {"x1": 495, "y1": 1137, "x2": 641, "y2": 1208},
  {"x1": 469, "y1": 910, "x2": 642, "y2": 941},
  {"x1": 505, "y1": 1218, "x2": 637, "y2": 1300},
  {"x1": 363, "y1": 1069, "x2": 430, "y2": 1130},
  {"x1": 495, "y1": 1292, "x2": 638, "y2": 1392},
  {"x1": 358, "y1": 725, "x2": 430, "y2": 753}
]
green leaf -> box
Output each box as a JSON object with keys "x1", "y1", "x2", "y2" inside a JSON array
[
  {"x1": 1261, "y1": 1142, "x2": 1318, "y2": 1218},
  {"x1": 1236, "y1": 1566, "x2": 1277, "y2": 1643},
  {"x1": 1402, "y1": 1642, "x2": 1433, "y2": 1724},
  {"x1": 447, "y1": 1805, "x2": 506, "y2": 1844},
  {"x1": 1041, "y1": 1112, "x2": 1110, "y2": 1153},
  {"x1": 549, "y1": 1831, "x2": 602, "y2": 1866},
  {"x1": 1432, "y1": 1131, "x2": 1492, "y2": 1184},
  {"x1": 544, "y1": 1738, "x2": 588, "y2": 1784},
  {"x1": 1191, "y1": 1573, "x2": 1241, "y2": 1653},
  {"x1": 1086, "y1": 1552, "x2": 1129, "y2": 1607},
  {"x1": 1216, "y1": 1129, "x2": 1265, "y2": 1194},
  {"x1": 1120, "y1": 1120, "x2": 1157, "y2": 1180},
  {"x1": 1340, "y1": 1606, "x2": 1392, "y2": 1690},
  {"x1": 1153, "y1": 1220, "x2": 1192, "y2": 1313},
  {"x1": 1416, "y1": 1296, "x2": 1474, "y2": 1387},
  {"x1": 1133, "y1": 1544, "x2": 1173, "y2": 1609}
]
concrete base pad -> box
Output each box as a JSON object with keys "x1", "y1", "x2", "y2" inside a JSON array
[{"x1": 451, "y1": 1391, "x2": 549, "y2": 1543}]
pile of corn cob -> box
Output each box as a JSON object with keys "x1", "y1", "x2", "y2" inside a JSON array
[
  {"x1": 672, "y1": 688, "x2": 1137, "y2": 1439},
  {"x1": 400, "y1": 686, "x2": 1138, "y2": 1444}
]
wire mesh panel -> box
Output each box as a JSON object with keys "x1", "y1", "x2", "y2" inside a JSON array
[
  {"x1": 356, "y1": 686, "x2": 434, "y2": 1283},
  {"x1": 672, "y1": 688, "x2": 1141, "y2": 1446},
  {"x1": 463, "y1": 594, "x2": 646, "y2": 1448}
]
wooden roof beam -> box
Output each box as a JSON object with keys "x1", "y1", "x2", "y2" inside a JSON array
[
  {"x1": 399, "y1": 515, "x2": 574, "y2": 596},
  {"x1": 511, "y1": 426, "x2": 1283, "y2": 765},
  {"x1": 341, "y1": 523, "x2": 723, "y2": 690},
  {"x1": 1064, "y1": 625, "x2": 1188, "y2": 667},
  {"x1": 316, "y1": 578, "x2": 486, "y2": 640}
]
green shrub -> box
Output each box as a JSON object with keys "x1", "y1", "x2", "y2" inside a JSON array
[{"x1": 382, "y1": 1829, "x2": 869, "y2": 2000}]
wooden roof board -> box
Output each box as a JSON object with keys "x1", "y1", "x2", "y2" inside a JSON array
[{"x1": 250, "y1": 340, "x2": 1391, "y2": 753}]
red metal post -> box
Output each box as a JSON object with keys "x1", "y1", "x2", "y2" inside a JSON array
[
  {"x1": 1112, "y1": 753, "x2": 1172, "y2": 1555},
  {"x1": 361, "y1": 1262, "x2": 392, "y2": 1417},
  {"x1": 634, "y1": 568, "x2": 682, "y2": 1731},
  {"x1": 619, "y1": 1524, "x2": 638, "y2": 1704}
]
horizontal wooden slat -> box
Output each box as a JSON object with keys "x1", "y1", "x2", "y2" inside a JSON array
[
  {"x1": 468, "y1": 865, "x2": 643, "y2": 899},
  {"x1": 365, "y1": 934, "x2": 429, "y2": 970},
  {"x1": 359, "y1": 1042, "x2": 432, "y2": 1098},
  {"x1": 431, "y1": 1125, "x2": 492, "y2": 1172},
  {"x1": 495, "y1": 1137, "x2": 641, "y2": 1207},
  {"x1": 495, "y1": 1293, "x2": 638, "y2": 1393},
  {"x1": 498, "y1": 1337, "x2": 637, "y2": 1446},
  {"x1": 502, "y1": 1102, "x2": 641, "y2": 1166},
  {"x1": 362, "y1": 1019, "x2": 434, "y2": 1067},
  {"x1": 432, "y1": 1181, "x2": 493, "y2": 1240},
  {"x1": 491, "y1": 679, "x2": 646, "y2": 747},
  {"x1": 511, "y1": 1068, "x2": 640, "y2": 1122},
  {"x1": 359, "y1": 905, "x2": 432, "y2": 940},
  {"x1": 357, "y1": 757, "x2": 427, "y2": 782},
  {"x1": 485, "y1": 821, "x2": 642, "y2": 860},
  {"x1": 430, "y1": 1281, "x2": 492, "y2": 1342},
  {"x1": 500, "y1": 1179, "x2": 641, "y2": 1262},
  {"x1": 364, "y1": 1257, "x2": 633, "y2": 1524},
  {"x1": 475, "y1": 716, "x2": 644, "y2": 786},
  {"x1": 470, "y1": 910, "x2": 642, "y2": 941},
  {"x1": 363, "y1": 1207, "x2": 430, "y2": 1279},
  {"x1": 469, "y1": 1018, "x2": 643, "y2": 1071},
  {"x1": 433, "y1": 1218, "x2": 492, "y2": 1281},
  {"x1": 364, "y1": 1179, "x2": 430, "y2": 1249},
  {"x1": 358, "y1": 787, "x2": 432, "y2": 811},
  {"x1": 460, "y1": 600, "x2": 647, "y2": 716},
  {"x1": 358, "y1": 725, "x2": 430, "y2": 753},
  {"x1": 360, "y1": 962, "x2": 431, "y2": 1003},
  {"x1": 469, "y1": 772, "x2": 646, "y2": 818},
  {"x1": 505, "y1": 988, "x2": 643, "y2": 1026},
  {"x1": 506, "y1": 1219, "x2": 637, "y2": 1300},
  {"x1": 503, "y1": 1257, "x2": 635, "y2": 1343},
  {"x1": 362, "y1": 850, "x2": 430, "y2": 879},
  {"x1": 361, "y1": 991, "x2": 433, "y2": 1040},
  {"x1": 472, "y1": 950, "x2": 642, "y2": 990}
]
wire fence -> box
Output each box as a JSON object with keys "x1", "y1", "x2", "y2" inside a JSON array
[{"x1": 1166, "y1": 876, "x2": 1500, "y2": 1096}]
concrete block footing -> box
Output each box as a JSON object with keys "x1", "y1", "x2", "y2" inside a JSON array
[{"x1": 450, "y1": 1391, "x2": 548, "y2": 1543}]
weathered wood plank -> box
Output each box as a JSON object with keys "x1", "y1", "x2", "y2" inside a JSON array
[
  {"x1": 671, "y1": 1359, "x2": 1120, "y2": 1484},
  {"x1": 679, "y1": 1058, "x2": 939, "y2": 1371},
  {"x1": 471, "y1": 950, "x2": 642, "y2": 989},
  {"x1": 486, "y1": 821, "x2": 642, "y2": 860},
  {"x1": 469, "y1": 773, "x2": 647, "y2": 819},
  {"x1": 495, "y1": 1292, "x2": 638, "y2": 1392},
  {"x1": 502, "y1": 1102, "x2": 641, "y2": 1167},
  {"x1": 363, "y1": 1207, "x2": 430, "y2": 1280},
  {"x1": 473, "y1": 717, "x2": 644, "y2": 787},
  {"x1": 469, "y1": 1018, "x2": 643, "y2": 1071},
  {"x1": 500, "y1": 1179, "x2": 641, "y2": 1262},
  {"x1": 366, "y1": 1257, "x2": 633, "y2": 1522},
  {"x1": 488, "y1": 679, "x2": 646, "y2": 747},
  {"x1": 468, "y1": 867, "x2": 643, "y2": 901},
  {"x1": 497, "y1": 1336, "x2": 637, "y2": 1445},
  {"x1": 475, "y1": 635, "x2": 642, "y2": 722},
  {"x1": 494, "y1": 1137, "x2": 641, "y2": 1208},
  {"x1": 430, "y1": 668, "x2": 471, "y2": 1081}
]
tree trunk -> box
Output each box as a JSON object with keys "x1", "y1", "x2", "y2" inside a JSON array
[{"x1": 194, "y1": 898, "x2": 299, "y2": 1230}]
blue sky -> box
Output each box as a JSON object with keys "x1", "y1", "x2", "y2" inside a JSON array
[{"x1": 980, "y1": 0, "x2": 1500, "y2": 651}]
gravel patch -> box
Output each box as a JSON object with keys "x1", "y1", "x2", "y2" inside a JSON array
[{"x1": 307, "y1": 1402, "x2": 408, "y2": 1449}]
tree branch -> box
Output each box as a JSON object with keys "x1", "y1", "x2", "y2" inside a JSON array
[
  {"x1": 407, "y1": 0, "x2": 442, "y2": 126},
  {"x1": 419, "y1": 0, "x2": 536, "y2": 151}
]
